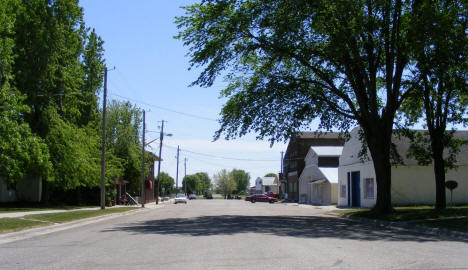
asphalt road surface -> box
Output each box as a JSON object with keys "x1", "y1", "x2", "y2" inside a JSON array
[{"x1": 1, "y1": 200, "x2": 468, "y2": 270}]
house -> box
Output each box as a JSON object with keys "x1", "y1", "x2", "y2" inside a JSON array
[
  {"x1": 282, "y1": 132, "x2": 345, "y2": 201},
  {"x1": 255, "y1": 176, "x2": 279, "y2": 194},
  {"x1": 338, "y1": 127, "x2": 468, "y2": 208},
  {"x1": 298, "y1": 146, "x2": 343, "y2": 204}
]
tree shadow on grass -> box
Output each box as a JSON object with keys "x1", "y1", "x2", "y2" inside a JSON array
[{"x1": 103, "y1": 215, "x2": 468, "y2": 243}]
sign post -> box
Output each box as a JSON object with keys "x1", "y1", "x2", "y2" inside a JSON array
[{"x1": 445, "y1": 180, "x2": 458, "y2": 206}]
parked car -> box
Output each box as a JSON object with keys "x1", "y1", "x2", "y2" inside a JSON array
[
  {"x1": 204, "y1": 192, "x2": 213, "y2": 199},
  {"x1": 245, "y1": 194, "x2": 278, "y2": 203},
  {"x1": 188, "y1": 194, "x2": 197, "y2": 200},
  {"x1": 174, "y1": 194, "x2": 188, "y2": 204},
  {"x1": 265, "y1": 192, "x2": 279, "y2": 198}
]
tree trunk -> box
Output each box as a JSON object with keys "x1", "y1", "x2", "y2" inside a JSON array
[
  {"x1": 431, "y1": 137, "x2": 446, "y2": 209},
  {"x1": 363, "y1": 123, "x2": 393, "y2": 213}
]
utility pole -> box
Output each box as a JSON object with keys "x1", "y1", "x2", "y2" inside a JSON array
[
  {"x1": 100, "y1": 68, "x2": 108, "y2": 210},
  {"x1": 176, "y1": 145, "x2": 180, "y2": 191},
  {"x1": 281, "y1": 151, "x2": 284, "y2": 174},
  {"x1": 155, "y1": 120, "x2": 165, "y2": 204},
  {"x1": 140, "y1": 110, "x2": 146, "y2": 207},
  {"x1": 184, "y1": 158, "x2": 187, "y2": 194}
]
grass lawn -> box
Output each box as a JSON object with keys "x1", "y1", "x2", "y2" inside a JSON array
[
  {"x1": 23, "y1": 207, "x2": 137, "y2": 223},
  {"x1": 333, "y1": 206, "x2": 468, "y2": 233},
  {"x1": 0, "y1": 218, "x2": 51, "y2": 234},
  {"x1": 0, "y1": 207, "x2": 137, "y2": 234}
]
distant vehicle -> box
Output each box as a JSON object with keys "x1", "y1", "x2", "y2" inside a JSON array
[
  {"x1": 245, "y1": 194, "x2": 278, "y2": 203},
  {"x1": 174, "y1": 194, "x2": 188, "y2": 204},
  {"x1": 204, "y1": 193, "x2": 213, "y2": 199},
  {"x1": 188, "y1": 194, "x2": 197, "y2": 200}
]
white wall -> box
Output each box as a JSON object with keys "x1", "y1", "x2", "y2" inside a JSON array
[
  {"x1": 392, "y1": 166, "x2": 468, "y2": 205},
  {"x1": 338, "y1": 161, "x2": 376, "y2": 208},
  {"x1": 299, "y1": 165, "x2": 327, "y2": 203},
  {"x1": 331, "y1": 183, "x2": 338, "y2": 204},
  {"x1": 339, "y1": 163, "x2": 468, "y2": 207}
]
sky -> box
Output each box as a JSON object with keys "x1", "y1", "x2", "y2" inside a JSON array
[{"x1": 79, "y1": 0, "x2": 287, "y2": 187}]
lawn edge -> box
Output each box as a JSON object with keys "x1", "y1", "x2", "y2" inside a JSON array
[
  {"x1": 328, "y1": 211, "x2": 468, "y2": 240},
  {"x1": 0, "y1": 207, "x2": 143, "y2": 244}
]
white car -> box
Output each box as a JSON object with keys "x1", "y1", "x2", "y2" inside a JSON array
[{"x1": 174, "y1": 194, "x2": 188, "y2": 204}]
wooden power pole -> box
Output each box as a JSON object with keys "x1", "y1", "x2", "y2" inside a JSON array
[
  {"x1": 140, "y1": 110, "x2": 146, "y2": 207},
  {"x1": 100, "y1": 68, "x2": 108, "y2": 210}
]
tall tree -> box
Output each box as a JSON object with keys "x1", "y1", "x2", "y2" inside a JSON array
[
  {"x1": 403, "y1": 0, "x2": 467, "y2": 209},
  {"x1": 182, "y1": 174, "x2": 200, "y2": 194},
  {"x1": 105, "y1": 100, "x2": 143, "y2": 193},
  {"x1": 80, "y1": 28, "x2": 105, "y2": 127},
  {"x1": 230, "y1": 169, "x2": 250, "y2": 194},
  {"x1": 12, "y1": 0, "x2": 86, "y2": 136},
  {"x1": 159, "y1": 172, "x2": 175, "y2": 195},
  {"x1": 177, "y1": 0, "x2": 418, "y2": 213},
  {"x1": 264, "y1": 173, "x2": 277, "y2": 178},
  {"x1": 214, "y1": 169, "x2": 237, "y2": 198},
  {"x1": 195, "y1": 172, "x2": 212, "y2": 194},
  {"x1": 0, "y1": 0, "x2": 51, "y2": 184}
]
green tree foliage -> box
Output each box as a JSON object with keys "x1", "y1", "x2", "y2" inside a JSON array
[
  {"x1": 182, "y1": 174, "x2": 200, "y2": 194},
  {"x1": 0, "y1": 0, "x2": 141, "y2": 206},
  {"x1": 105, "y1": 100, "x2": 144, "y2": 193},
  {"x1": 177, "y1": 0, "x2": 423, "y2": 213},
  {"x1": 264, "y1": 173, "x2": 277, "y2": 178},
  {"x1": 195, "y1": 172, "x2": 212, "y2": 194},
  {"x1": 45, "y1": 110, "x2": 101, "y2": 190},
  {"x1": 401, "y1": 0, "x2": 468, "y2": 209},
  {"x1": 0, "y1": 0, "x2": 51, "y2": 183},
  {"x1": 0, "y1": 90, "x2": 51, "y2": 183},
  {"x1": 12, "y1": 0, "x2": 87, "y2": 136},
  {"x1": 214, "y1": 169, "x2": 237, "y2": 198},
  {"x1": 80, "y1": 29, "x2": 105, "y2": 127},
  {"x1": 159, "y1": 172, "x2": 175, "y2": 195},
  {"x1": 230, "y1": 169, "x2": 250, "y2": 194}
]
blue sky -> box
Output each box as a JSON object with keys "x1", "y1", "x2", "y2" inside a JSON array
[{"x1": 80, "y1": 0, "x2": 286, "y2": 187}]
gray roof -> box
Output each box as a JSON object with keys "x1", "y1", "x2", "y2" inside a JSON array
[
  {"x1": 345, "y1": 127, "x2": 468, "y2": 166},
  {"x1": 393, "y1": 130, "x2": 468, "y2": 166}
]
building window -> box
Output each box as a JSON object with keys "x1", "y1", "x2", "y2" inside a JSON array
[
  {"x1": 318, "y1": 156, "x2": 339, "y2": 167},
  {"x1": 290, "y1": 160, "x2": 297, "y2": 169},
  {"x1": 364, "y1": 178, "x2": 374, "y2": 199},
  {"x1": 340, "y1": 185, "x2": 346, "y2": 198}
]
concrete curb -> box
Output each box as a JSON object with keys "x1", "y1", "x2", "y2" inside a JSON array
[
  {"x1": 0, "y1": 207, "x2": 148, "y2": 245},
  {"x1": 327, "y1": 212, "x2": 468, "y2": 240}
]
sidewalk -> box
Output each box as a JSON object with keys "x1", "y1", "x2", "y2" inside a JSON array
[
  {"x1": 0, "y1": 198, "x2": 175, "y2": 219},
  {"x1": 0, "y1": 207, "x2": 102, "y2": 219}
]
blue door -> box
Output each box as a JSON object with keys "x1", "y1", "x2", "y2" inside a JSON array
[
  {"x1": 351, "y1": 171, "x2": 361, "y2": 207},
  {"x1": 347, "y1": 172, "x2": 351, "y2": 206}
]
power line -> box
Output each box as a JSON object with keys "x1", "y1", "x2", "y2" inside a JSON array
[
  {"x1": 183, "y1": 152, "x2": 279, "y2": 170},
  {"x1": 163, "y1": 143, "x2": 278, "y2": 162},
  {"x1": 108, "y1": 92, "x2": 218, "y2": 122}
]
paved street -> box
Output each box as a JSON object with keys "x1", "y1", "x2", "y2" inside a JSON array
[{"x1": 1, "y1": 200, "x2": 467, "y2": 270}]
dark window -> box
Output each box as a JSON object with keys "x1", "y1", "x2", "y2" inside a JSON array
[
  {"x1": 318, "y1": 156, "x2": 339, "y2": 167},
  {"x1": 290, "y1": 160, "x2": 297, "y2": 169}
]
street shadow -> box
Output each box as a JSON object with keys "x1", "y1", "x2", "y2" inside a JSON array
[{"x1": 103, "y1": 215, "x2": 468, "y2": 243}]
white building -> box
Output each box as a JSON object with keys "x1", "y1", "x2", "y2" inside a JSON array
[
  {"x1": 338, "y1": 128, "x2": 468, "y2": 208},
  {"x1": 298, "y1": 146, "x2": 343, "y2": 204},
  {"x1": 255, "y1": 176, "x2": 279, "y2": 194}
]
